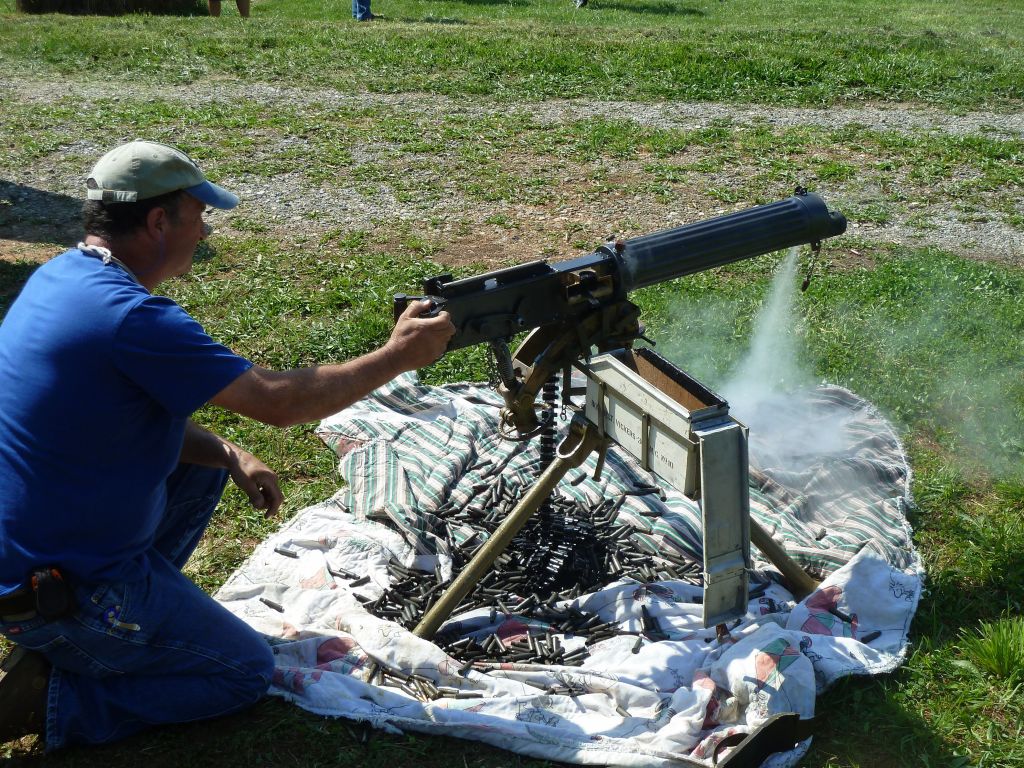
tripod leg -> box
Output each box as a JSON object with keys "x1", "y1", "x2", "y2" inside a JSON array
[
  {"x1": 750, "y1": 519, "x2": 819, "y2": 600},
  {"x1": 414, "y1": 418, "x2": 602, "y2": 640}
]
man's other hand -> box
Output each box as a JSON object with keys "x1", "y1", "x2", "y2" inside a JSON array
[{"x1": 227, "y1": 449, "x2": 283, "y2": 516}]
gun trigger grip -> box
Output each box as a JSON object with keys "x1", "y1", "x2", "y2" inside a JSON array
[
  {"x1": 419, "y1": 296, "x2": 447, "y2": 318},
  {"x1": 394, "y1": 294, "x2": 447, "y2": 320},
  {"x1": 393, "y1": 293, "x2": 411, "y2": 323}
]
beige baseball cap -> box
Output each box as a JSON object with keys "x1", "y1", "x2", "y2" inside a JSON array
[{"x1": 86, "y1": 140, "x2": 239, "y2": 209}]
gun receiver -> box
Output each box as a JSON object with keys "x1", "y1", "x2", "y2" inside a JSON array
[{"x1": 397, "y1": 190, "x2": 846, "y2": 436}]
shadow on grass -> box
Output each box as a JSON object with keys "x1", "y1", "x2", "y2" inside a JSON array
[
  {"x1": 0, "y1": 260, "x2": 39, "y2": 308},
  {"x1": 448, "y1": 0, "x2": 705, "y2": 11},
  {"x1": 452, "y1": 0, "x2": 531, "y2": 6},
  {"x1": 811, "y1": 521, "x2": 999, "y2": 765},
  {"x1": 193, "y1": 240, "x2": 220, "y2": 263},
  {"x1": 812, "y1": 556, "x2": 1024, "y2": 766},
  {"x1": 576, "y1": 1, "x2": 704, "y2": 16},
  {"x1": 0, "y1": 180, "x2": 221, "y2": 268},
  {"x1": 906, "y1": 492, "x2": 1024, "y2": 634},
  {"x1": 4, "y1": 697, "x2": 569, "y2": 767},
  {"x1": 0, "y1": 180, "x2": 81, "y2": 248},
  {"x1": 916, "y1": 557, "x2": 1024, "y2": 641},
  {"x1": 15, "y1": 0, "x2": 207, "y2": 15},
  {"x1": 808, "y1": 674, "x2": 962, "y2": 767},
  {"x1": 404, "y1": 14, "x2": 470, "y2": 23}
]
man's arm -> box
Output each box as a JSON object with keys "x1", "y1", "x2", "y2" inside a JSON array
[
  {"x1": 181, "y1": 420, "x2": 284, "y2": 515},
  {"x1": 210, "y1": 301, "x2": 455, "y2": 428}
]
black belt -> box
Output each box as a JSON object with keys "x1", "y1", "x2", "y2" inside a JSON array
[{"x1": 0, "y1": 586, "x2": 37, "y2": 616}]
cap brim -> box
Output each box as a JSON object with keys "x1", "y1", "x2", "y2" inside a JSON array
[{"x1": 186, "y1": 180, "x2": 239, "y2": 210}]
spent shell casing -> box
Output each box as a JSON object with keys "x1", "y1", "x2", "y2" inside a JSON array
[
  {"x1": 259, "y1": 596, "x2": 284, "y2": 612},
  {"x1": 828, "y1": 605, "x2": 854, "y2": 623}
]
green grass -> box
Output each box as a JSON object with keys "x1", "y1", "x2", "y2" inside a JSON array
[
  {"x1": 2, "y1": 0, "x2": 1024, "y2": 765},
  {"x1": 0, "y1": 0, "x2": 1023, "y2": 108},
  {"x1": 958, "y1": 617, "x2": 1024, "y2": 686}
]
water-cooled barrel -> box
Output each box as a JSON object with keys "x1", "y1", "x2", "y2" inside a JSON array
[{"x1": 616, "y1": 192, "x2": 846, "y2": 292}]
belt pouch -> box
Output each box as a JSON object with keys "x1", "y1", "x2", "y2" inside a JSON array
[{"x1": 32, "y1": 568, "x2": 75, "y2": 619}]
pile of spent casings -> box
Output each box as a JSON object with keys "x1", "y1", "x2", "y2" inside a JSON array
[{"x1": 357, "y1": 479, "x2": 704, "y2": 668}]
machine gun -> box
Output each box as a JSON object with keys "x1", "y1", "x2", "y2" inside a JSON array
[
  {"x1": 396, "y1": 189, "x2": 846, "y2": 440},
  {"x1": 400, "y1": 189, "x2": 847, "y2": 640},
  {"x1": 391, "y1": 189, "x2": 845, "y2": 768}
]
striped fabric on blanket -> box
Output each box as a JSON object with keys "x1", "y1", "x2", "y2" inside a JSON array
[{"x1": 316, "y1": 375, "x2": 913, "y2": 581}]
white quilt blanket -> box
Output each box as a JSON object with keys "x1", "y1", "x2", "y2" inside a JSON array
[{"x1": 215, "y1": 375, "x2": 922, "y2": 767}]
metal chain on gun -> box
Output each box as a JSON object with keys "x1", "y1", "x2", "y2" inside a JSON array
[
  {"x1": 536, "y1": 372, "x2": 560, "y2": 530},
  {"x1": 487, "y1": 339, "x2": 515, "y2": 390},
  {"x1": 801, "y1": 239, "x2": 821, "y2": 292},
  {"x1": 538, "y1": 374, "x2": 559, "y2": 472}
]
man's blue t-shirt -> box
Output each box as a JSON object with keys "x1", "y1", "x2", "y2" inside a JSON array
[{"x1": 0, "y1": 248, "x2": 253, "y2": 594}]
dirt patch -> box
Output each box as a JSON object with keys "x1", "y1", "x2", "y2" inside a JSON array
[
  {"x1": 818, "y1": 246, "x2": 878, "y2": 273},
  {"x1": 437, "y1": 237, "x2": 520, "y2": 270},
  {"x1": 0, "y1": 240, "x2": 60, "y2": 264},
  {"x1": 2, "y1": 77, "x2": 1022, "y2": 270}
]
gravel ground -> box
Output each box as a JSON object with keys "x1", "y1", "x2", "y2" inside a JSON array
[
  {"x1": 2, "y1": 77, "x2": 1022, "y2": 267},
  {"x1": 6, "y1": 79, "x2": 1024, "y2": 138}
]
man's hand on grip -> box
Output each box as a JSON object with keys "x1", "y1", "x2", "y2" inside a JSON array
[{"x1": 387, "y1": 300, "x2": 455, "y2": 370}]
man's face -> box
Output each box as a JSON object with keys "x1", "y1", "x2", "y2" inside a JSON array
[{"x1": 163, "y1": 193, "x2": 208, "y2": 277}]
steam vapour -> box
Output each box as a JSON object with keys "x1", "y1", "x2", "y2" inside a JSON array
[
  {"x1": 660, "y1": 245, "x2": 1021, "y2": 480},
  {"x1": 720, "y1": 248, "x2": 856, "y2": 473}
]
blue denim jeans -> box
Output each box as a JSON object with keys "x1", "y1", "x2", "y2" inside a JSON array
[
  {"x1": 352, "y1": 0, "x2": 371, "y2": 19},
  {"x1": 0, "y1": 463, "x2": 275, "y2": 750}
]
